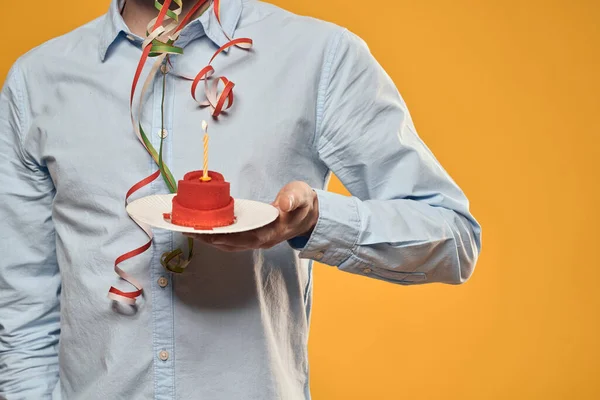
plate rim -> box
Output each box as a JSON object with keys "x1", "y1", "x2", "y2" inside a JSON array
[{"x1": 126, "y1": 194, "x2": 279, "y2": 234}]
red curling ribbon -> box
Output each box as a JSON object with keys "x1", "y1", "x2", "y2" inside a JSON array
[
  {"x1": 191, "y1": 65, "x2": 215, "y2": 101},
  {"x1": 110, "y1": 0, "x2": 254, "y2": 304},
  {"x1": 213, "y1": 78, "x2": 234, "y2": 115},
  {"x1": 189, "y1": 37, "x2": 253, "y2": 117},
  {"x1": 173, "y1": 0, "x2": 210, "y2": 34},
  {"x1": 108, "y1": 169, "x2": 161, "y2": 304},
  {"x1": 109, "y1": 0, "x2": 177, "y2": 305},
  {"x1": 130, "y1": 0, "x2": 173, "y2": 108}
]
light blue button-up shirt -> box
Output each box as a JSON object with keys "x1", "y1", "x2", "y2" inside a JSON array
[{"x1": 0, "y1": 0, "x2": 481, "y2": 399}]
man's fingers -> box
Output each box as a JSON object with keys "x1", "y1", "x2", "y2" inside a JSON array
[
  {"x1": 210, "y1": 244, "x2": 247, "y2": 253},
  {"x1": 274, "y1": 183, "x2": 312, "y2": 213},
  {"x1": 206, "y1": 226, "x2": 279, "y2": 248},
  {"x1": 211, "y1": 234, "x2": 258, "y2": 247},
  {"x1": 272, "y1": 192, "x2": 293, "y2": 212},
  {"x1": 183, "y1": 182, "x2": 316, "y2": 251}
]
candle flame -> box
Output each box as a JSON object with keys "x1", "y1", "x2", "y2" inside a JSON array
[{"x1": 202, "y1": 120, "x2": 208, "y2": 133}]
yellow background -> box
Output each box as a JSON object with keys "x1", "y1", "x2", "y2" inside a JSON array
[{"x1": 2, "y1": 0, "x2": 599, "y2": 399}]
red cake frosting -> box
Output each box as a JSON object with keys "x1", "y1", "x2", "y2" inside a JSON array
[{"x1": 170, "y1": 170, "x2": 235, "y2": 229}]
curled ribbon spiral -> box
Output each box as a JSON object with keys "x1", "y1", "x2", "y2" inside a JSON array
[
  {"x1": 189, "y1": 0, "x2": 253, "y2": 116},
  {"x1": 108, "y1": 0, "x2": 253, "y2": 304}
]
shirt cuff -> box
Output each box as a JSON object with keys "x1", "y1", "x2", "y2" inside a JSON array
[{"x1": 288, "y1": 189, "x2": 362, "y2": 266}]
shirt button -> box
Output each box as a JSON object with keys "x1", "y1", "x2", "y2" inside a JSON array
[
  {"x1": 126, "y1": 34, "x2": 135, "y2": 41},
  {"x1": 158, "y1": 129, "x2": 168, "y2": 139},
  {"x1": 161, "y1": 64, "x2": 169, "y2": 74},
  {"x1": 314, "y1": 251, "x2": 324, "y2": 260},
  {"x1": 363, "y1": 268, "x2": 372, "y2": 274},
  {"x1": 157, "y1": 277, "x2": 168, "y2": 288},
  {"x1": 159, "y1": 350, "x2": 169, "y2": 361}
]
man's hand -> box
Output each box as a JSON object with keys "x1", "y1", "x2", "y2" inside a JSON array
[{"x1": 185, "y1": 181, "x2": 319, "y2": 252}]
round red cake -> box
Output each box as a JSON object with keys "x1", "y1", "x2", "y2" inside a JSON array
[{"x1": 171, "y1": 170, "x2": 235, "y2": 229}]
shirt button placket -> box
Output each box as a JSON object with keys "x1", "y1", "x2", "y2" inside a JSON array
[{"x1": 149, "y1": 58, "x2": 176, "y2": 399}]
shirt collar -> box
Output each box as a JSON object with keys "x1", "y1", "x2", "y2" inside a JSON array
[{"x1": 99, "y1": 0, "x2": 243, "y2": 61}]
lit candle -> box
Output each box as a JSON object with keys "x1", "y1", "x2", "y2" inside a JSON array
[{"x1": 201, "y1": 120, "x2": 211, "y2": 182}]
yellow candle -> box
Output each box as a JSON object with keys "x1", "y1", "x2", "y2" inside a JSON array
[{"x1": 201, "y1": 120, "x2": 211, "y2": 182}]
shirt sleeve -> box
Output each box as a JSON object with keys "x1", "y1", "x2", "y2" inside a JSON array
[
  {"x1": 293, "y1": 29, "x2": 482, "y2": 285},
  {"x1": 0, "y1": 62, "x2": 61, "y2": 399}
]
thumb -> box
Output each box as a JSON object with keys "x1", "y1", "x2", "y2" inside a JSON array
[
  {"x1": 276, "y1": 192, "x2": 296, "y2": 213},
  {"x1": 272, "y1": 182, "x2": 313, "y2": 213},
  {"x1": 274, "y1": 188, "x2": 304, "y2": 213}
]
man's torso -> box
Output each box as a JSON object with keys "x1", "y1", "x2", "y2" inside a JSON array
[{"x1": 14, "y1": 1, "x2": 343, "y2": 398}]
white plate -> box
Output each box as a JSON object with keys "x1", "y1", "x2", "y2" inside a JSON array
[{"x1": 126, "y1": 194, "x2": 279, "y2": 234}]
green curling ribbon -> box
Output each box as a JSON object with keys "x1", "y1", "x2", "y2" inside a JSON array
[
  {"x1": 155, "y1": 0, "x2": 182, "y2": 21},
  {"x1": 149, "y1": 40, "x2": 184, "y2": 57},
  {"x1": 154, "y1": 64, "x2": 194, "y2": 274},
  {"x1": 140, "y1": 123, "x2": 178, "y2": 193},
  {"x1": 136, "y1": 0, "x2": 220, "y2": 275},
  {"x1": 161, "y1": 246, "x2": 190, "y2": 274}
]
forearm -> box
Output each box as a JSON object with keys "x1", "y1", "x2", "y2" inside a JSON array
[
  {"x1": 297, "y1": 190, "x2": 480, "y2": 285},
  {"x1": 300, "y1": 27, "x2": 482, "y2": 284},
  {"x1": 0, "y1": 60, "x2": 61, "y2": 399}
]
